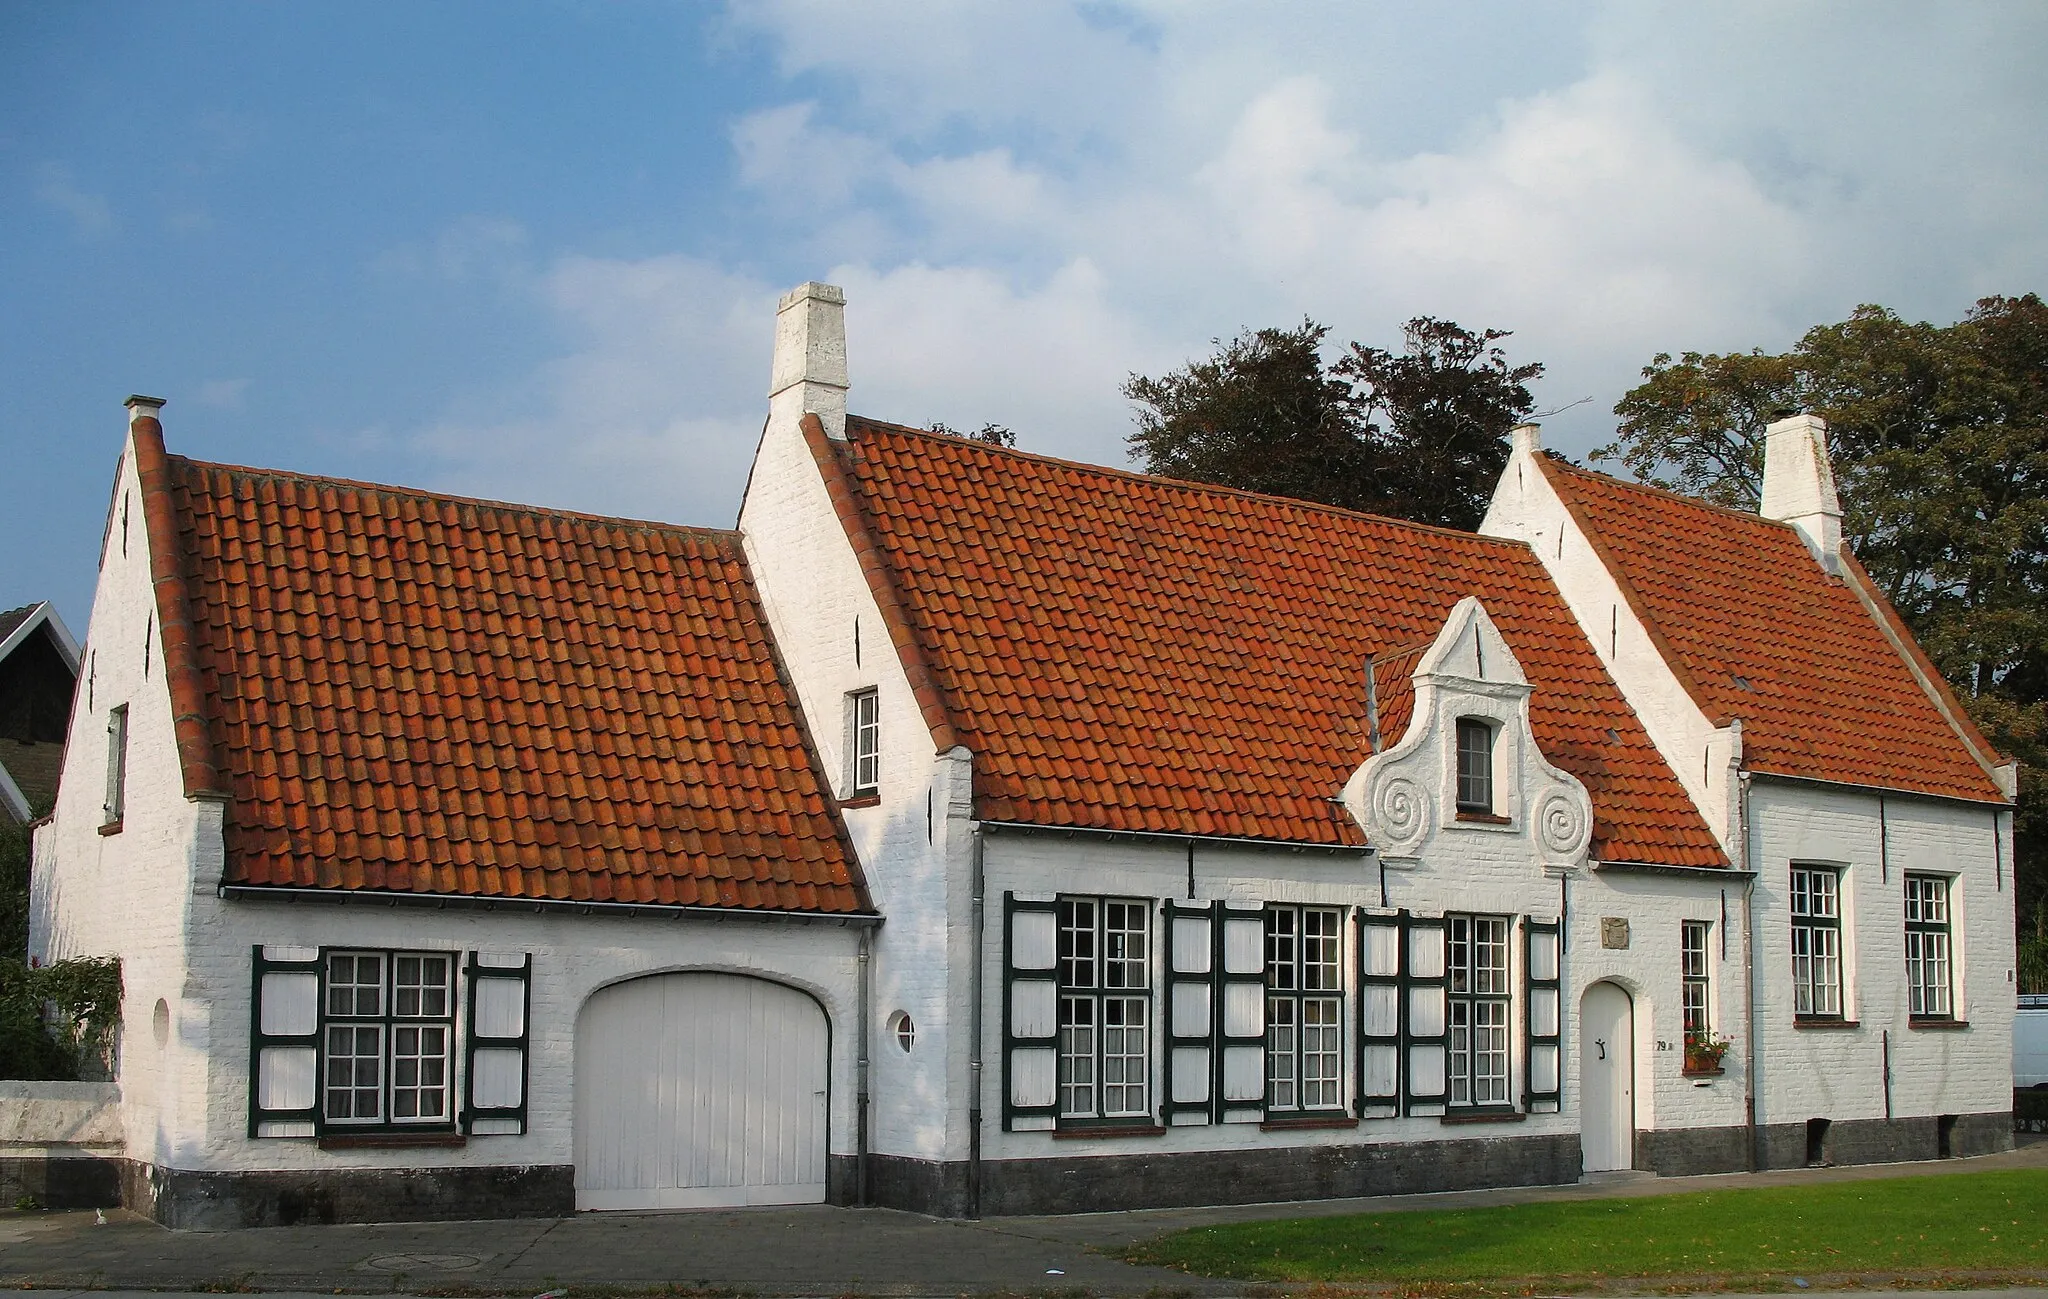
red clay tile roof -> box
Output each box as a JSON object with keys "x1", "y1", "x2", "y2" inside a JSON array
[
  {"x1": 834, "y1": 416, "x2": 1726, "y2": 866},
  {"x1": 138, "y1": 424, "x2": 871, "y2": 914},
  {"x1": 1537, "y1": 457, "x2": 2007, "y2": 805}
]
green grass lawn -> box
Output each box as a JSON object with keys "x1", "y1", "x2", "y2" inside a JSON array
[{"x1": 1119, "y1": 1169, "x2": 2048, "y2": 1285}]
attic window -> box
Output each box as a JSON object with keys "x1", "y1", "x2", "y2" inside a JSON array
[
  {"x1": 102, "y1": 704, "x2": 129, "y2": 828},
  {"x1": 1455, "y1": 718, "x2": 1495, "y2": 814}
]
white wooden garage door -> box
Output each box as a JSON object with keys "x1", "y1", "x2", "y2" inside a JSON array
[{"x1": 575, "y1": 973, "x2": 829, "y2": 1210}]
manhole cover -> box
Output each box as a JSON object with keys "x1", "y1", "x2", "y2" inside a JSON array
[{"x1": 361, "y1": 1253, "x2": 482, "y2": 1273}]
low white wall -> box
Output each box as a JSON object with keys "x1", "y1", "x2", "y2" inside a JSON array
[{"x1": 0, "y1": 1080, "x2": 124, "y2": 1155}]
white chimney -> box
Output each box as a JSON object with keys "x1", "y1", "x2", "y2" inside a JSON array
[
  {"x1": 1510, "y1": 422, "x2": 1542, "y2": 456},
  {"x1": 768, "y1": 282, "x2": 849, "y2": 439},
  {"x1": 1759, "y1": 412, "x2": 1842, "y2": 574},
  {"x1": 125, "y1": 394, "x2": 166, "y2": 426}
]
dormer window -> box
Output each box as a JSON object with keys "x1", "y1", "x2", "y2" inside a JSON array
[{"x1": 1455, "y1": 718, "x2": 1494, "y2": 814}]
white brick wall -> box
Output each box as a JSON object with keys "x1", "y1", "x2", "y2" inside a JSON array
[{"x1": 739, "y1": 411, "x2": 972, "y2": 1162}]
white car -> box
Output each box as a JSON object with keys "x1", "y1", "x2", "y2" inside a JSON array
[{"x1": 2019, "y1": 994, "x2": 2048, "y2": 1089}]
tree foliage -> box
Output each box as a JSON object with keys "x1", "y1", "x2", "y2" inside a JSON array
[
  {"x1": 1600, "y1": 295, "x2": 2048, "y2": 981},
  {"x1": 0, "y1": 956, "x2": 122, "y2": 1081},
  {"x1": 1125, "y1": 317, "x2": 1542, "y2": 531}
]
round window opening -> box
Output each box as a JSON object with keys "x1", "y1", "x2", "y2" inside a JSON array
[
  {"x1": 889, "y1": 1011, "x2": 915, "y2": 1053},
  {"x1": 152, "y1": 998, "x2": 171, "y2": 1047}
]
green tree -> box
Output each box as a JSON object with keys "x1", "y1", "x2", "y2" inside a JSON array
[
  {"x1": 1601, "y1": 295, "x2": 2048, "y2": 981},
  {"x1": 1124, "y1": 317, "x2": 1542, "y2": 530}
]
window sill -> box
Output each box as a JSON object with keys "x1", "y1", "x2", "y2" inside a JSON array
[
  {"x1": 1454, "y1": 811, "x2": 1512, "y2": 825},
  {"x1": 1440, "y1": 1109, "x2": 1526, "y2": 1125},
  {"x1": 1793, "y1": 1018, "x2": 1860, "y2": 1030},
  {"x1": 319, "y1": 1132, "x2": 467, "y2": 1151},
  {"x1": 97, "y1": 820, "x2": 123, "y2": 837},
  {"x1": 1682, "y1": 1065, "x2": 1726, "y2": 1078},
  {"x1": 840, "y1": 793, "x2": 880, "y2": 809},
  {"x1": 1052, "y1": 1123, "x2": 1166, "y2": 1140},
  {"x1": 1260, "y1": 1114, "x2": 1360, "y2": 1132},
  {"x1": 1909, "y1": 1017, "x2": 1969, "y2": 1030}
]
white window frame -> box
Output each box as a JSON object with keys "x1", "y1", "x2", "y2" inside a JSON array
[
  {"x1": 1903, "y1": 874, "x2": 1953, "y2": 1020},
  {"x1": 1056, "y1": 896, "x2": 1151, "y2": 1123},
  {"x1": 1265, "y1": 904, "x2": 1344, "y2": 1114},
  {"x1": 1680, "y1": 920, "x2": 1712, "y2": 1038},
  {"x1": 321, "y1": 950, "x2": 457, "y2": 1129},
  {"x1": 1790, "y1": 864, "x2": 1844, "y2": 1020},
  {"x1": 847, "y1": 687, "x2": 880, "y2": 798},
  {"x1": 1454, "y1": 718, "x2": 1495, "y2": 814},
  {"x1": 1447, "y1": 913, "x2": 1512, "y2": 1108}
]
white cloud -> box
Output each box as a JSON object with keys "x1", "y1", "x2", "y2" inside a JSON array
[
  {"x1": 195, "y1": 378, "x2": 251, "y2": 410},
  {"x1": 33, "y1": 163, "x2": 113, "y2": 237},
  {"x1": 391, "y1": 4, "x2": 2048, "y2": 515}
]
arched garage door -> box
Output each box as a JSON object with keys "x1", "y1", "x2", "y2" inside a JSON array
[{"x1": 575, "y1": 973, "x2": 829, "y2": 1210}]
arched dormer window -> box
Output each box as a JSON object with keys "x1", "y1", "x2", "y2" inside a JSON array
[{"x1": 1455, "y1": 717, "x2": 1495, "y2": 814}]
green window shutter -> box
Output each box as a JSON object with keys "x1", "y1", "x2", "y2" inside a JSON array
[
  {"x1": 1216, "y1": 903, "x2": 1266, "y2": 1123},
  {"x1": 1162, "y1": 899, "x2": 1216, "y2": 1126},
  {"x1": 463, "y1": 952, "x2": 531, "y2": 1135},
  {"x1": 1358, "y1": 909, "x2": 1402, "y2": 1116},
  {"x1": 1524, "y1": 918, "x2": 1562, "y2": 1112},
  {"x1": 249, "y1": 944, "x2": 321, "y2": 1138},
  {"x1": 1003, "y1": 892, "x2": 1060, "y2": 1131},
  {"x1": 1402, "y1": 913, "x2": 1450, "y2": 1115}
]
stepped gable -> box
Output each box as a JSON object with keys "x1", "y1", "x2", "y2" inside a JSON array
[
  {"x1": 831, "y1": 415, "x2": 1726, "y2": 867},
  {"x1": 1537, "y1": 457, "x2": 2006, "y2": 805}
]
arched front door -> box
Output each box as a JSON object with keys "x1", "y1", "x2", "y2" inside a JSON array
[
  {"x1": 1579, "y1": 981, "x2": 1635, "y2": 1173},
  {"x1": 575, "y1": 973, "x2": 829, "y2": 1210}
]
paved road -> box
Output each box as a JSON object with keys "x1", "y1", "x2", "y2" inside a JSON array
[{"x1": 2, "y1": 1136, "x2": 2042, "y2": 1296}]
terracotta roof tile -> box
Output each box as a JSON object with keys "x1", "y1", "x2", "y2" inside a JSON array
[
  {"x1": 159, "y1": 454, "x2": 871, "y2": 914},
  {"x1": 1538, "y1": 458, "x2": 2005, "y2": 805},
  {"x1": 838, "y1": 417, "x2": 1725, "y2": 866}
]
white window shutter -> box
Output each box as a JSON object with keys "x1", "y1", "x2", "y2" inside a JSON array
[
  {"x1": 1216, "y1": 904, "x2": 1266, "y2": 1121},
  {"x1": 1162, "y1": 900, "x2": 1215, "y2": 1125},
  {"x1": 249, "y1": 945, "x2": 321, "y2": 1138},
  {"x1": 464, "y1": 952, "x2": 531, "y2": 1135},
  {"x1": 1003, "y1": 893, "x2": 1061, "y2": 1131}
]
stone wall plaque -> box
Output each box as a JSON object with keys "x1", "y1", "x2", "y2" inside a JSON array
[{"x1": 1601, "y1": 917, "x2": 1631, "y2": 949}]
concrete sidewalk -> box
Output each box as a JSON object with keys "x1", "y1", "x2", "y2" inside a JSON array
[{"x1": 2, "y1": 1136, "x2": 2042, "y2": 1296}]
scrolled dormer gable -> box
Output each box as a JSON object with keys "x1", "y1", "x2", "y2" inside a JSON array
[{"x1": 1342, "y1": 597, "x2": 1594, "y2": 870}]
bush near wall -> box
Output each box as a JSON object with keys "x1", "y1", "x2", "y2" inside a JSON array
[{"x1": 0, "y1": 957, "x2": 121, "y2": 1081}]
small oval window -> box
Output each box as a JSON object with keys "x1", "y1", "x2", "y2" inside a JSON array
[{"x1": 889, "y1": 1010, "x2": 915, "y2": 1053}]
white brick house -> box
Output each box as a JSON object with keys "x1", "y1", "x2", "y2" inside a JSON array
[{"x1": 28, "y1": 284, "x2": 2016, "y2": 1225}]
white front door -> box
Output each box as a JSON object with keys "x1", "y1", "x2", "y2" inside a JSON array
[
  {"x1": 575, "y1": 973, "x2": 829, "y2": 1210},
  {"x1": 1579, "y1": 981, "x2": 1635, "y2": 1173}
]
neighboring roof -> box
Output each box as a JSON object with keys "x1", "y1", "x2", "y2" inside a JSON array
[
  {"x1": 131, "y1": 419, "x2": 871, "y2": 915},
  {"x1": 0, "y1": 605, "x2": 33, "y2": 644},
  {"x1": 1536, "y1": 457, "x2": 2007, "y2": 805},
  {"x1": 824, "y1": 415, "x2": 1726, "y2": 866}
]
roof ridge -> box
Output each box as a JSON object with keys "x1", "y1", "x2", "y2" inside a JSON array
[
  {"x1": 1544, "y1": 455, "x2": 1801, "y2": 531},
  {"x1": 845, "y1": 414, "x2": 1540, "y2": 552},
  {"x1": 172, "y1": 455, "x2": 740, "y2": 544}
]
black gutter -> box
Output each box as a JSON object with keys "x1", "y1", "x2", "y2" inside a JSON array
[
  {"x1": 978, "y1": 819, "x2": 1370, "y2": 857},
  {"x1": 218, "y1": 884, "x2": 883, "y2": 928},
  {"x1": 1592, "y1": 860, "x2": 1756, "y2": 880}
]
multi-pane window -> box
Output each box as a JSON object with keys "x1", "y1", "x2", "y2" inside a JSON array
[
  {"x1": 1057, "y1": 897, "x2": 1150, "y2": 1120},
  {"x1": 1455, "y1": 719, "x2": 1494, "y2": 813},
  {"x1": 1790, "y1": 865, "x2": 1843, "y2": 1019},
  {"x1": 1266, "y1": 906, "x2": 1343, "y2": 1112},
  {"x1": 1447, "y1": 914, "x2": 1511, "y2": 1106},
  {"x1": 322, "y1": 951, "x2": 454, "y2": 1126},
  {"x1": 848, "y1": 688, "x2": 880, "y2": 796},
  {"x1": 1904, "y1": 875, "x2": 1953, "y2": 1019},
  {"x1": 1681, "y1": 920, "x2": 1712, "y2": 1038}
]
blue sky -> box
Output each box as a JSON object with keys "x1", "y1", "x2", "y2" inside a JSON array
[{"x1": 6, "y1": 2, "x2": 2046, "y2": 630}]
